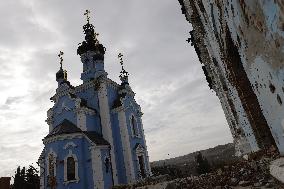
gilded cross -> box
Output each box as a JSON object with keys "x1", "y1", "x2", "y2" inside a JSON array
[
  {"x1": 118, "y1": 53, "x2": 124, "y2": 66},
  {"x1": 58, "y1": 51, "x2": 64, "y2": 69},
  {"x1": 84, "y1": 9, "x2": 91, "y2": 23}
]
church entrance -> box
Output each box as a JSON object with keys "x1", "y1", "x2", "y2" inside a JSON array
[{"x1": 138, "y1": 155, "x2": 146, "y2": 178}]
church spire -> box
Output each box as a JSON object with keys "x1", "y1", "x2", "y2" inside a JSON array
[
  {"x1": 77, "y1": 10, "x2": 105, "y2": 58},
  {"x1": 56, "y1": 51, "x2": 68, "y2": 84},
  {"x1": 118, "y1": 53, "x2": 129, "y2": 84},
  {"x1": 77, "y1": 10, "x2": 107, "y2": 83}
]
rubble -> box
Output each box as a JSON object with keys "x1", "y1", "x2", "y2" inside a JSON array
[{"x1": 113, "y1": 149, "x2": 284, "y2": 189}]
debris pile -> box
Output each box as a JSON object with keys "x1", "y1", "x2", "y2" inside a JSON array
[
  {"x1": 170, "y1": 159, "x2": 281, "y2": 188},
  {"x1": 114, "y1": 148, "x2": 284, "y2": 188},
  {"x1": 162, "y1": 148, "x2": 284, "y2": 189},
  {"x1": 166, "y1": 148, "x2": 283, "y2": 188}
]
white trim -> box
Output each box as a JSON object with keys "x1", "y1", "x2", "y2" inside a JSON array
[
  {"x1": 44, "y1": 133, "x2": 108, "y2": 148},
  {"x1": 55, "y1": 100, "x2": 73, "y2": 115},
  {"x1": 46, "y1": 148, "x2": 57, "y2": 177},
  {"x1": 74, "y1": 98, "x2": 96, "y2": 115},
  {"x1": 74, "y1": 77, "x2": 119, "y2": 94},
  {"x1": 90, "y1": 147, "x2": 104, "y2": 189},
  {"x1": 63, "y1": 150, "x2": 79, "y2": 185},
  {"x1": 48, "y1": 124, "x2": 53, "y2": 133},
  {"x1": 39, "y1": 159, "x2": 44, "y2": 189},
  {"x1": 98, "y1": 81, "x2": 118, "y2": 184},
  {"x1": 46, "y1": 108, "x2": 54, "y2": 132},
  {"x1": 76, "y1": 111, "x2": 87, "y2": 131},
  {"x1": 118, "y1": 110, "x2": 136, "y2": 183},
  {"x1": 129, "y1": 114, "x2": 141, "y2": 138},
  {"x1": 140, "y1": 121, "x2": 152, "y2": 176},
  {"x1": 50, "y1": 77, "x2": 121, "y2": 101},
  {"x1": 63, "y1": 142, "x2": 77, "y2": 150},
  {"x1": 104, "y1": 155, "x2": 111, "y2": 173},
  {"x1": 135, "y1": 150, "x2": 147, "y2": 179},
  {"x1": 43, "y1": 133, "x2": 84, "y2": 145}
]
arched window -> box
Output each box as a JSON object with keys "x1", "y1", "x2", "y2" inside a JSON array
[
  {"x1": 47, "y1": 152, "x2": 57, "y2": 188},
  {"x1": 104, "y1": 157, "x2": 110, "y2": 173},
  {"x1": 67, "y1": 157, "x2": 76, "y2": 181},
  {"x1": 64, "y1": 153, "x2": 79, "y2": 184},
  {"x1": 131, "y1": 115, "x2": 138, "y2": 136},
  {"x1": 48, "y1": 154, "x2": 55, "y2": 177}
]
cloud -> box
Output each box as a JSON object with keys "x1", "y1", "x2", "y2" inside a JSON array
[
  {"x1": 0, "y1": 0, "x2": 232, "y2": 177},
  {"x1": 5, "y1": 96, "x2": 26, "y2": 106}
]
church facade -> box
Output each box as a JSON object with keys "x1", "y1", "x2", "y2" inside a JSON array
[{"x1": 38, "y1": 13, "x2": 151, "y2": 189}]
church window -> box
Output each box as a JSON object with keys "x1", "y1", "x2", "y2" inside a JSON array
[
  {"x1": 67, "y1": 157, "x2": 76, "y2": 181},
  {"x1": 47, "y1": 152, "x2": 57, "y2": 188},
  {"x1": 135, "y1": 144, "x2": 147, "y2": 178},
  {"x1": 48, "y1": 154, "x2": 55, "y2": 177},
  {"x1": 131, "y1": 115, "x2": 139, "y2": 136},
  {"x1": 104, "y1": 157, "x2": 110, "y2": 173},
  {"x1": 138, "y1": 155, "x2": 146, "y2": 178},
  {"x1": 64, "y1": 153, "x2": 79, "y2": 184}
]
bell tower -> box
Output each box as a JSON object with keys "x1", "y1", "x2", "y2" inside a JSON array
[{"x1": 77, "y1": 10, "x2": 107, "y2": 83}]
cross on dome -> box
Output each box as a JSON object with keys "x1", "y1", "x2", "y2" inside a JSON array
[
  {"x1": 56, "y1": 50, "x2": 68, "y2": 82},
  {"x1": 77, "y1": 10, "x2": 105, "y2": 57},
  {"x1": 84, "y1": 10, "x2": 91, "y2": 24},
  {"x1": 118, "y1": 53, "x2": 129, "y2": 82},
  {"x1": 58, "y1": 51, "x2": 64, "y2": 69},
  {"x1": 118, "y1": 53, "x2": 124, "y2": 65}
]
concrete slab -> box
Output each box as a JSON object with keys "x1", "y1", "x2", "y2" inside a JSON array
[{"x1": 270, "y1": 158, "x2": 284, "y2": 183}]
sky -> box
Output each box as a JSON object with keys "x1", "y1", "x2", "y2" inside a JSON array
[{"x1": 0, "y1": 0, "x2": 233, "y2": 177}]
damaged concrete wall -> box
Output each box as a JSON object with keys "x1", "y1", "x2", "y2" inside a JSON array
[{"x1": 179, "y1": 0, "x2": 284, "y2": 156}]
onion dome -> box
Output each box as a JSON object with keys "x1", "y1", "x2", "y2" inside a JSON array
[
  {"x1": 56, "y1": 51, "x2": 68, "y2": 82},
  {"x1": 77, "y1": 10, "x2": 106, "y2": 60},
  {"x1": 56, "y1": 68, "x2": 66, "y2": 81}
]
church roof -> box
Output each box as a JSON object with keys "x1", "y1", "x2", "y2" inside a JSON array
[
  {"x1": 38, "y1": 148, "x2": 45, "y2": 161},
  {"x1": 45, "y1": 119, "x2": 109, "y2": 146},
  {"x1": 84, "y1": 132, "x2": 109, "y2": 146}
]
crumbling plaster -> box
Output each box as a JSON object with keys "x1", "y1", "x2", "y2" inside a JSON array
[{"x1": 179, "y1": 0, "x2": 284, "y2": 155}]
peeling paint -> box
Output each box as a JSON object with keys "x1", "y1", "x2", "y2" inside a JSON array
[{"x1": 179, "y1": 0, "x2": 284, "y2": 156}]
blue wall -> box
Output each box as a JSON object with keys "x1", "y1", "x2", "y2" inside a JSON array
[{"x1": 44, "y1": 137, "x2": 93, "y2": 189}]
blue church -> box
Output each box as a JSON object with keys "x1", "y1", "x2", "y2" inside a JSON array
[{"x1": 38, "y1": 11, "x2": 151, "y2": 189}]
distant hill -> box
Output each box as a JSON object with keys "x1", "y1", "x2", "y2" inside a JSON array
[{"x1": 151, "y1": 143, "x2": 239, "y2": 170}]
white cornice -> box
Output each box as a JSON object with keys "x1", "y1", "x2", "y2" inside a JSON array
[
  {"x1": 74, "y1": 77, "x2": 120, "y2": 93},
  {"x1": 51, "y1": 77, "x2": 122, "y2": 102},
  {"x1": 89, "y1": 145, "x2": 110, "y2": 150},
  {"x1": 43, "y1": 133, "x2": 84, "y2": 145},
  {"x1": 74, "y1": 80, "x2": 95, "y2": 93}
]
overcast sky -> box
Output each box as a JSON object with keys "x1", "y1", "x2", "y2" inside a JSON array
[{"x1": 0, "y1": 0, "x2": 233, "y2": 177}]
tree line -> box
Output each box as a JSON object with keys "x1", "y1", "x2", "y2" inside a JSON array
[{"x1": 11, "y1": 165, "x2": 39, "y2": 189}]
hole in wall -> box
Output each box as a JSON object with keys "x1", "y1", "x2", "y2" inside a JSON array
[
  {"x1": 277, "y1": 94, "x2": 282, "y2": 105},
  {"x1": 269, "y1": 83, "x2": 276, "y2": 93}
]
